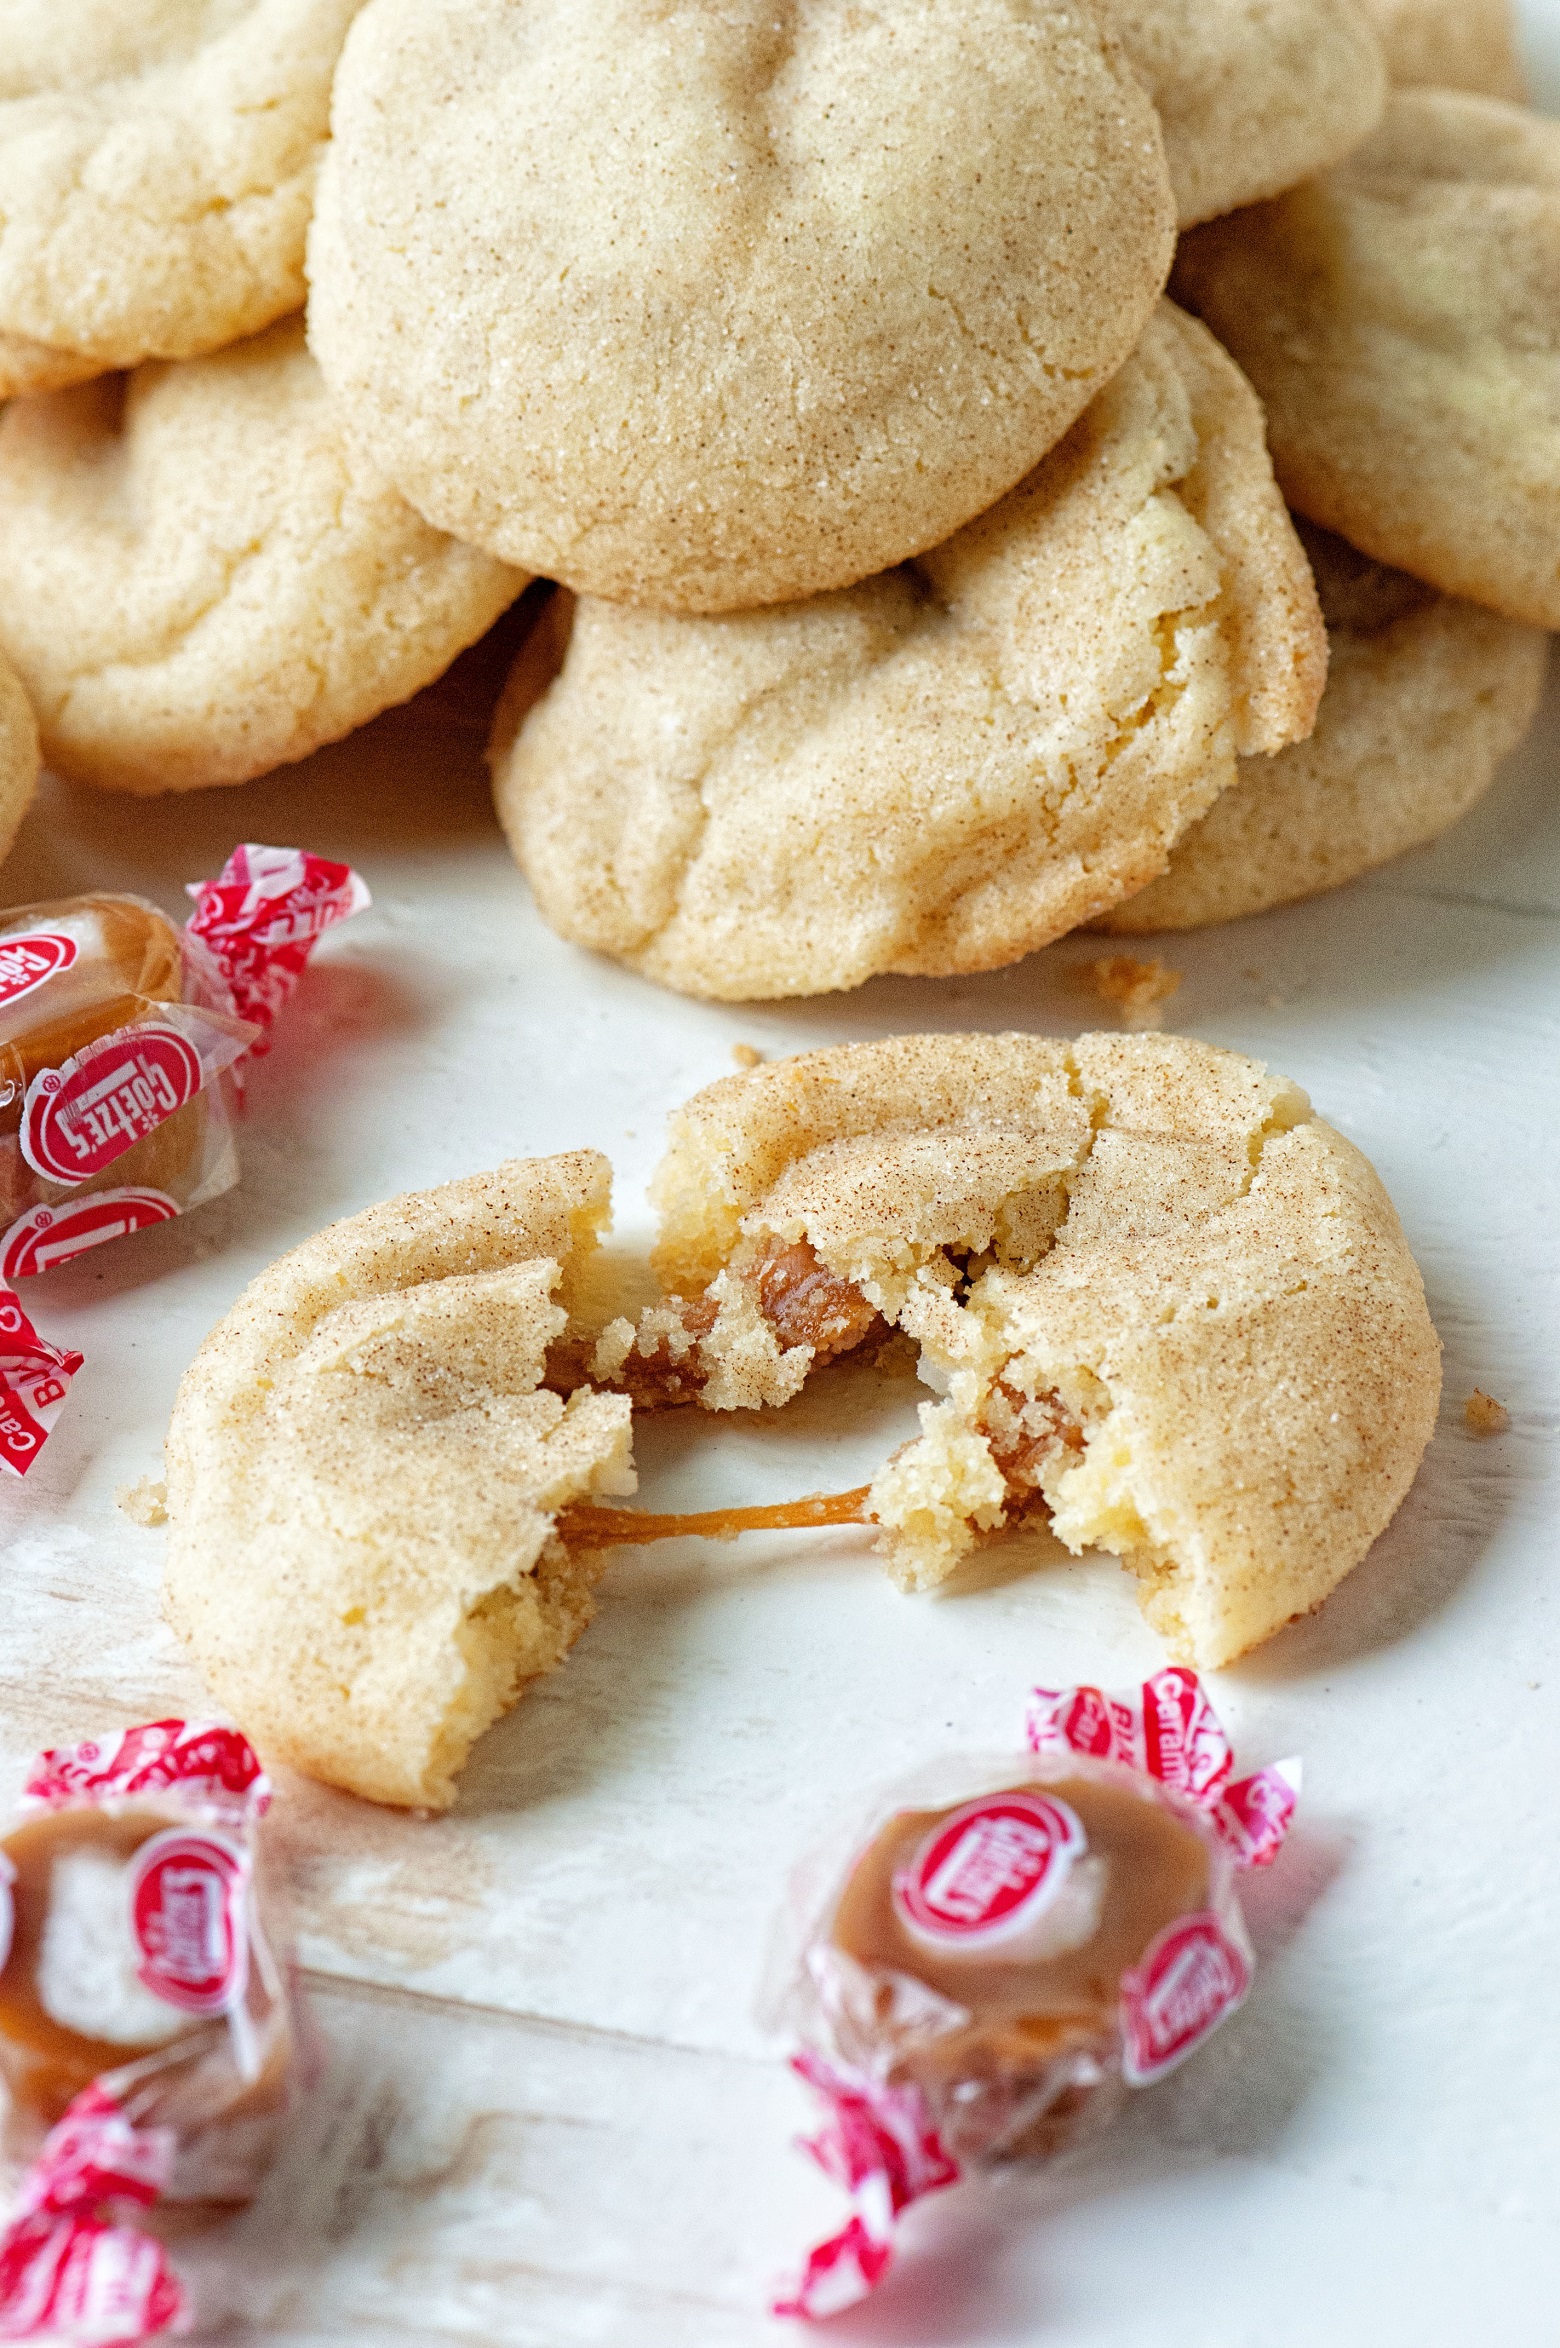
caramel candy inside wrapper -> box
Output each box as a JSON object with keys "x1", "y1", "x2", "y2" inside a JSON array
[
  {"x1": 771, "y1": 1670, "x2": 1298, "y2": 2322},
  {"x1": 812, "y1": 1759, "x2": 1234, "y2": 2169},
  {"x1": 0, "y1": 893, "x2": 249, "y2": 1284},
  {"x1": 0, "y1": 1722, "x2": 295, "y2": 2344}
]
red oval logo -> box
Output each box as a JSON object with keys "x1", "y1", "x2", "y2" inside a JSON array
[
  {"x1": 19, "y1": 1025, "x2": 203, "y2": 1187},
  {"x1": 892, "y1": 1792, "x2": 1085, "y2": 1948},
  {"x1": 0, "y1": 1189, "x2": 181, "y2": 1281},
  {"x1": 128, "y1": 1829, "x2": 247, "y2": 2016},
  {"x1": 0, "y1": 930, "x2": 77, "y2": 1012},
  {"x1": 1120, "y1": 1911, "x2": 1250, "y2": 2085}
]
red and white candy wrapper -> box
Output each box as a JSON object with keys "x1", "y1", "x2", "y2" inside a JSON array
[
  {"x1": 772, "y1": 2055, "x2": 960, "y2": 2321},
  {"x1": 1025, "y1": 1668, "x2": 1301, "y2": 1871},
  {"x1": 0, "y1": 1723, "x2": 294, "y2": 2346},
  {"x1": 772, "y1": 1670, "x2": 1298, "y2": 2322},
  {"x1": 0, "y1": 844, "x2": 367, "y2": 1472},
  {"x1": 185, "y1": 844, "x2": 371, "y2": 1052},
  {"x1": 0, "y1": 1293, "x2": 83, "y2": 1482}
]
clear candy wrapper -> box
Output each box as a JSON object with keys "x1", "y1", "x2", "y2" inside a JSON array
[
  {"x1": 0, "y1": 844, "x2": 367, "y2": 1476},
  {"x1": 0, "y1": 1721, "x2": 294, "y2": 2345},
  {"x1": 769, "y1": 1668, "x2": 1299, "y2": 2320}
]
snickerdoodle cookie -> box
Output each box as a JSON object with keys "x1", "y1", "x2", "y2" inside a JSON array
[
  {"x1": 162, "y1": 1154, "x2": 635, "y2": 1811},
  {"x1": 307, "y1": 0, "x2": 1176, "y2": 613},
  {"x1": 1100, "y1": 523, "x2": 1547, "y2": 930},
  {"x1": 0, "y1": 315, "x2": 525, "y2": 792},
  {"x1": 0, "y1": 0, "x2": 363, "y2": 397},
  {"x1": 616, "y1": 1031, "x2": 1440, "y2": 1670},
  {"x1": 1116, "y1": 0, "x2": 1385, "y2": 227},
  {"x1": 1174, "y1": 91, "x2": 1560, "y2": 629},
  {"x1": 493, "y1": 304, "x2": 1324, "y2": 1001},
  {"x1": 0, "y1": 650, "x2": 39, "y2": 868},
  {"x1": 1361, "y1": 0, "x2": 1527, "y2": 98}
]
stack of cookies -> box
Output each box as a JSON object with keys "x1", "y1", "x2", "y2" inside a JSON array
[{"x1": 0, "y1": 0, "x2": 1549, "y2": 1006}]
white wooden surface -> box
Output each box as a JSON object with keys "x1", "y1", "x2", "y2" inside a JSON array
[{"x1": 6, "y1": 15, "x2": 1560, "y2": 2335}]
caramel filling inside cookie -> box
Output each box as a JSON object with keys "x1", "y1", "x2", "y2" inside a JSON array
[{"x1": 553, "y1": 1240, "x2": 1088, "y2": 1563}]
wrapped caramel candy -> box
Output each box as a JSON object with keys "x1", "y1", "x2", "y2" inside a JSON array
[
  {"x1": 0, "y1": 845, "x2": 367, "y2": 1478},
  {"x1": 0, "y1": 846, "x2": 367, "y2": 1287},
  {"x1": 0, "y1": 1720, "x2": 293, "y2": 2343},
  {"x1": 0, "y1": 891, "x2": 250, "y2": 1280},
  {"x1": 770, "y1": 1669, "x2": 1298, "y2": 2320}
]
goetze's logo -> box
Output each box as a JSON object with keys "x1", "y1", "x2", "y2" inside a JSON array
[
  {"x1": 1120, "y1": 1912, "x2": 1250, "y2": 2084},
  {"x1": 19, "y1": 1026, "x2": 203, "y2": 1186},
  {"x1": 0, "y1": 931, "x2": 76, "y2": 1010},
  {"x1": 0, "y1": 1190, "x2": 181, "y2": 1281},
  {"x1": 128, "y1": 1830, "x2": 247, "y2": 2015},
  {"x1": 892, "y1": 1792, "x2": 1085, "y2": 1948}
]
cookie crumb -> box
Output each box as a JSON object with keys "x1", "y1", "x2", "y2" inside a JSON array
[
  {"x1": 1465, "y1": 1389, "x2": 1510, "y2": 1435},
  {"x1": 591, "y1": 1317, "x2": 636, "y2": 1382},
  {"x1": 1085, "y1": 954, "x2": 1183, "y2": 1030},
  {"x1": 731, "y1": 1042, "x2": 763, "y2": 1070},
  {"x1": 117, "y1": 1476, "x2": 168, "y2": 1527}
]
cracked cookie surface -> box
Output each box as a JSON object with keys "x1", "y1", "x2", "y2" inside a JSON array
[
  {"x1": 1113, "y1": 0, "x2": 1386, "y2": 227},
  {"x1": 630, "y1": 1030, "x2": 1440, "y2": 1669},
  {"x1": 0, "y1": 314, "x2": 525, "y2": 792},
  {"x1": 493, "y1": 304, "x2": 1324, "y2": 1001},
  {"x1": 1099, "y1": 521, "x2": 1547, "y2": 931},
  {"x1": 0, "y1": 0, "x2": 365, "y2": 395},
  {"x1": 307, "y1": 0, "x2": 1175, "y2": 612},
  {"x1": 162, "y1": 1153, "x2": 635, "y2": 1811},
  {"x1": 1175, "y1": 90, "x2": 1560, "y2": 628}
]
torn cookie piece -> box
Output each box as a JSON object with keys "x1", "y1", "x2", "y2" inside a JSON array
[
  {"x1": 612, "y1": 1031, "x2": 1441, "y2": 1669},
  {"x1": 162, "y1": 1154, "x2": 633, "y2": 1810}
]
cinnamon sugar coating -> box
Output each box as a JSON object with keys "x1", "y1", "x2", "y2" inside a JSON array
[
  {"x1": 309, "y1": 0, "x2": 1177, "y2": 615},
  {"x1": 0, "y1": 0, "x2": 365, "y2": 395},
  {"x1": 496, "y1": 304, "x2": 1324, "y2": 1002},
  {"x1": 1101, "y1": 522, "x2": 1546, "y2": 930},
  {"x1": 1175, "y1": 91, "x2": 1560, "y2": 629},
  {"x1": 1114, "y1": 0, "x2": 1386, "y2": 227},
  {"x1": 162, "y1": 1154, "x2": 634, "y2": 1810},
  {"x1": 0, "y1": 316, "x2": 524, "y2": 794}
]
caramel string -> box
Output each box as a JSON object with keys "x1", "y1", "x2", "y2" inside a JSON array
[{"x1": 556, "y1": 1485, "x2": 874, "y2": 1548}]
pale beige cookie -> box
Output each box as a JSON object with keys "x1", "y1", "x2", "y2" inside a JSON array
[
  {"x1": 162, "y1": 1154, "x2": 636, "y2": 1811},
  {"x1": 0, "y1": 647, "x2": 39, "y2": 869},
  {"x1": 307, "y1": 0, "x2": 1176, "y2": 613},
  {"x1": 1174, "y1": 91, "x2": 1560, "y2": 629},
  {"x1": 0, "y1": 315, "x2": 525, "y2": 793},
  {"x1": 1115, "y1": 0, "x2": 1385, "y2": 227},
  {"x1": 1361, "y1": 0, "x2": 1527, "y2": 98},
  {"x1": 0, "y1": 0, "x2": 364, "y2": 396},
  {"x1": 1100, "y1": 523, "x2": 1547, "y2": 930},
  {"x1": 625, "y1": 1032, "x2": 1440, "y2": 1671},
  {"x1": 493, "y1": 304, "x2": 1324, "y2": 1002}
]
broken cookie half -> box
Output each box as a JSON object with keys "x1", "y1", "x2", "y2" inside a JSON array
[
  {"x1": 161, "y1": 1153, "x2": 633, "y2": 1811},
  {"x1": 587, "y1": 1031, "x2": 1442, "y2": 1670}
]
